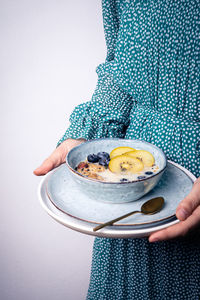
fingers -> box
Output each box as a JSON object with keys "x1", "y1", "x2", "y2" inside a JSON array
[
  {"x1": 149, "y1": 178, "x2": 200, "y2": 242},
  {"x1": 33, "y1": 138, "x2": 86, "y2": 176},
  {"x1": 149, "y1": 205, "x2": 200, "y2": 242},
  {"x1": 34, "y1": 141, "x2": 68, "y2": 176},
  {"x1": 176, "y1": 178, "x2": 200, "y2": 221},
  {"x1": 33, "y1": 150, "x2": 63, "y2": 176},
  {"x1": 33, "y1": 158, "x2": 58, "y2": 176}
]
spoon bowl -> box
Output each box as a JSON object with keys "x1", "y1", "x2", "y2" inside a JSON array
[{"x1": 141, "y1": 197, "x2": 164, "y2": 214}]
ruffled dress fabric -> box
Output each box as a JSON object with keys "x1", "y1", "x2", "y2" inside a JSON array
[
  {"x1": 58, "y1": 0, "x2": 200, "y2": 299},
  {"x1": 58, "y1": 65, "x2": 134, "y2": 142}
]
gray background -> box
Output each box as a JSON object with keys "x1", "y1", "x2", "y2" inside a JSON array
[{"x1": 1, "y1": 0, "x2": 106, "y2": 299}]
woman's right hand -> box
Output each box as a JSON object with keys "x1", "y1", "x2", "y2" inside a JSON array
[{"x1": 33, "y1": 138, "x2": 86, "y2": 176}]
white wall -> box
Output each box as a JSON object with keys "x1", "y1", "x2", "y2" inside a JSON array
[{"x1": 0, "y1": 1, "x2": 106, "y2": 299}]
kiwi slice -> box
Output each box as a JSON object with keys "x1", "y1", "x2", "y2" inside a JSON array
[
  {"x1": 110, "y1": 146, "x2": 135, "y2": 159},
  {"x1": 109, "y1": 154, "x2": 144, "y2": 174},
  {"x1": 126, "y1": 150, "x2": 155, "y2": 167}
]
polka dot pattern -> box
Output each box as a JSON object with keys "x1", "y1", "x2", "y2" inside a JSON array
[
  {"x1": 58, "y1": 0, "x2": 200, "y2": 298},
  {"x1": 87, "y1": 237, "x2": 200, "y2": 300}
]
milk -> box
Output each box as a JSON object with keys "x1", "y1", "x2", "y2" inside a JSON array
[{"x1": 99, "y1": 165, "x2": 159, "y2": 182}]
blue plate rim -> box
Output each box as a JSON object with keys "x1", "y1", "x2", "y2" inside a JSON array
[{"x1": 45, "y1": 161, "x2": 194, "y2": 228}]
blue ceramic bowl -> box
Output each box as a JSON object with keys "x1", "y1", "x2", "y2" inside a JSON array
[{"x1": 66, "y1": 138, "x2": 167, "y2": 203}]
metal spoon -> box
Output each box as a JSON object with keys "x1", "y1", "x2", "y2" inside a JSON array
[{"x1": 93, "y1": 197, "x2": 164, "y2": 232}]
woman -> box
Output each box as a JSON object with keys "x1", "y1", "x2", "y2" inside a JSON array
[{"x1": 34, "y1": 0, "x2": 200, "y2": 299}]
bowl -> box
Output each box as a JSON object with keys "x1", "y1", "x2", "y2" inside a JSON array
[{"x1": 66, "y1": 138, "x2": 167, "y2": 203}]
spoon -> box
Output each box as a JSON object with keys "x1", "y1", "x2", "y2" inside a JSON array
[{"x1": 93, "y1": 197, "x2": 164, "y2": 232}]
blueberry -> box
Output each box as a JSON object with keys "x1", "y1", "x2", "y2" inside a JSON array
[
  {"x1": 99, "y1": 157, "x2": 110, "y2": 167},
  {"x1": 145, "y1": 171, "x2": 153, "y2": 175},
  {"x1": 97, "y1": 151, "x2": 110, "y2": 160},
  {"x1": 87, "y1": 154, "x2": 99, "y2": 163},
  {"x1": 137, "y1": 175, "x2": 146, "y2": 180},
  {"x1": 120, "y1": 178, "x2": 128, "y2": 182}
]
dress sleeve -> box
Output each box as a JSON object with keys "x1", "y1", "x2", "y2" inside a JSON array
[
  {"x1": 58, "y1": 64, "x2": 133, "y2": 145},
  {"x1": 102, "y1": 0, "x2": 130, "y2": 61},
  {"x1": 58, "y1": 0, "x2": 133, "y2": 145}
]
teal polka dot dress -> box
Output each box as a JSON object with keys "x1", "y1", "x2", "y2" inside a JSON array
[{"x1": 59, "y1": 1, "x2": 200, "y2": 299}]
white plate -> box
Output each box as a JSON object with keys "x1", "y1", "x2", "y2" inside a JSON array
[{"x1": 38, "y1": 160, "x2": 196, "y2": 238}]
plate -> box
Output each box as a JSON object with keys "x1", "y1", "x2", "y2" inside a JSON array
[
  {"x1": 46, "y1": 161, "x2": 193, "y2": 226},
  {"x1": 38, "y1": 161, "x2": 196, "y2": 238}
]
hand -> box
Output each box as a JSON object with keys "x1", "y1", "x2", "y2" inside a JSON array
[
  {"x1": 33, "y1": 138, "x2": 86, "y2": 176},
  {"x1": 149, "y1": 177, "x2": 200, "y2": 242}
]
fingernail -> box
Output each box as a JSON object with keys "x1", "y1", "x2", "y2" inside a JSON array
[{"x1": 177, "y1": 208, "x2": 188, "y2": 220}]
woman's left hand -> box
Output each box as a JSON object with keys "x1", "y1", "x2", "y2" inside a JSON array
[{"x1": 149, "y1": 177, "x2": 200, "y2": 242}]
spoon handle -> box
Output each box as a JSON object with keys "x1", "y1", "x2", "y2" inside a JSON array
[{"x1": 93, "y1": 210, "x2": 141, "y2": 232}]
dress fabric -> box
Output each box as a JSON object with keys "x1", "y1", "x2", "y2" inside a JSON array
[{"x1": 59, "y1": 0, "x2": 200, "y2": 299}]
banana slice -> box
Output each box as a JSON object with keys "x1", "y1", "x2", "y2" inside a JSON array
[
  {"x1": 108, "y1": 154, "x2": 144, "y2": 174},
  {"x1": 110, "y1": 146, "x2": 136, "y2": 159},
  {"x1": 126, "y1": 150, "x2": 155, "y2": 167}
]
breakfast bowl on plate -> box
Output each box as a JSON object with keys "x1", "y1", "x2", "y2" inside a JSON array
[{"x1": 66, "y1": 138, "x2": 167, "y2": 203}]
